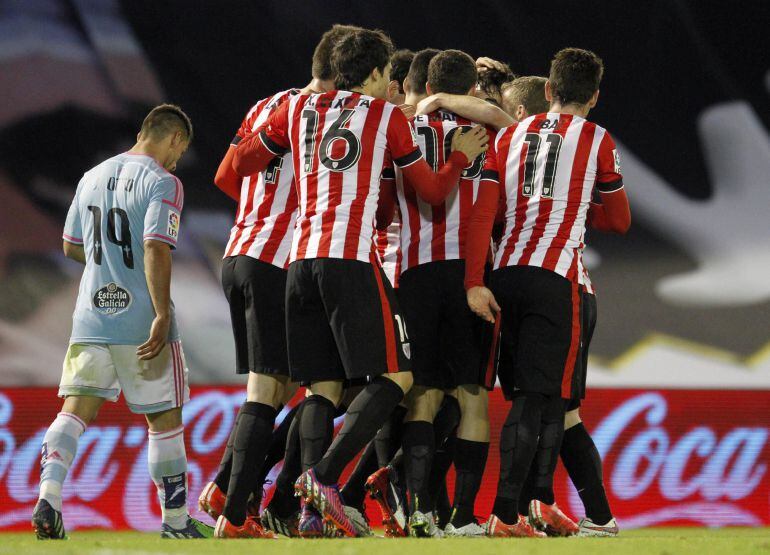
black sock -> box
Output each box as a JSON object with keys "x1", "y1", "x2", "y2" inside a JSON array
[
  {"x1": 561, "y1": 422, "x2": 613, "y2": 525},
  {"x1": 435, "y1": 479, "x2": 452, "y2": 528},
  {"x1": 427, "y1": 396, "x2": 460, "y2": 511},
  {"x1": 402, "y1": 420, "x2": 435, "y2": 513},
  {"x1": 449, "y1": 438, "x2": 488, "y2": 527},
  {"x1": 375, "y1": 405, "x2": 407, "y2": 467},
  {"x1": 518, "y1": 462, "x2": 536, "y2": 516},
  {"x1": 492, "y1": 392, "x2": 544, "y2": 524},
  {"x1": 222, "y1": 401, "x2": 277, "y2": 526},
  {"x1": 214, "y1": 404, "x2": 243, "y2": 493},
  {"x1": 250, "y1": 403, "x2": 299, "y2": 508},
  {"x1": 341, "y1": 440, "x2": 379, "y2": 509},
  {"x1": 315, "y1": 377, "x2": 405, "y2": 485},
  {"x1": 269, "y1": 401, "x2": 305, "y2": 519},
  {"x1": 300, "y1": 395, "x2": 336, "y2": 472},
  {"x1": 529, "y1": 397, "x2": 566, "y2": 505}
]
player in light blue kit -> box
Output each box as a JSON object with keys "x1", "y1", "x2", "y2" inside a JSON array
[{"x1": 32, "y1": 105, "x2": 212, "y2": 539}]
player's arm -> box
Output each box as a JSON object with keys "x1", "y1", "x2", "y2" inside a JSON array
[
  {"x1": 138, "y1": 239, "x2": 172, "y2": 360},
  {"x1": 416, "y1": 93, "x2": 515, "y2": 130},
  {"x1": 232, "y1": 101, "x2": 291, "y2": 176},
  {"x1": 63, "y1": 180, "x2": 86, "y2": 264},
  {"x1": 213, "y1": 143, "x2": 242, "y2": 201},
  {"x1": 465, "y1": 146, "x2": 502, "y2": 323},
  {"x1": 137, "y1": 177, "x2": 183, "y2": 360},
  {"x1": 376, "y1": 166, "x2": 397, "y2": 230},
  {"x1": 588, "y1": 133, "x2": 631, "y2": 234}
]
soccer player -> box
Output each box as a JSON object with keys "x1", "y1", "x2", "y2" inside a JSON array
[
  {"x1": 500, "y1": 74, "x2": 619, "y2": 536},
  {"x1": 463, "y1": 48, "x2": 630, "y2": 538},
  {"x1": 233, "y1": 28, "x2": 488, "y2": 537},
  {"x1": 33, "y1": 105, "x2": 210, "y2": 539},
  {"x1": 378, "y1": 49, "x2": 496, "y2": 538},
  {"x1": 474, "y1": 57, "x2": 516, "y2": 107},
  {"x1": 197, "y1": 24, "x2": 362, "y2": 539}
]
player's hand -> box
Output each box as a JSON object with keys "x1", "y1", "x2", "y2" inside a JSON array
[
  {"x1": 415, "y1": 94, "x2": 443, "y2": 116},
  {"x1": 467, "y1": 286, "x2": 500, "y2": 323},
  {"x1": 451, "y1": 124, "x2": 489, "y2": 162},
  {"x1": 137, "y1": 314, "x2": 170, "y2": 360},
  {"x1": 476, "y1": 56, "x2": 507, "y2": 74},
  {"x1": 398, "y1": 103, "x2": 416, "y2": 119}
]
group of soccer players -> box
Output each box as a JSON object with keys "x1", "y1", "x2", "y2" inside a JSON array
[{"x1": 34, "y1": 22, "x2": 630, "y2": 541}]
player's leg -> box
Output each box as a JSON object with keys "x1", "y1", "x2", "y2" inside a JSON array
[
  {"x1": 428, "y1": 393, "x2": 460, "y2": 528},
  {"x1": 515, "y1": 268, "x2": 580, "y2": 537},
  {"x1": 113, "y1": 342, "x2": 212, "y2": 538},
  {"x1": 34, "y1": 344, "x2": 118, "y2": 539},
  {"x1": 298, "y1": 260, "x2": 412, "y2": 537},
  {"x1": 559, "y1": 292, "x2": 617, "y2": 536},
  {"x1": 402, "y1": 386, "x2": 443, "y2": 535},
  {"x1": 446, "y1": 384, "x2": 489, "y2": 535},
  {"x1": 443, "y1": 262, "x2": 491, "y2": 536},
  {"x1": 484, "y1": 268, "x2": 544, "y2": 538}
]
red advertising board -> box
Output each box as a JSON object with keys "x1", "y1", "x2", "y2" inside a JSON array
[{"x1": 0, "y1": 387, "x2": 768, "y2": 530}]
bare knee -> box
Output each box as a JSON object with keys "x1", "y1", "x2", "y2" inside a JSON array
[
  {"x1": 564, "y1": 408, "x2": 582, "y2": 430},
  {"x1": 308, "y1": 380, "x2": 344, "y2": 407},
  {"x1": 145, "y1": 407, "x2": 183, "y2": 433},
  {"x1": 381, "y1": 370, "x2": 413, "y2": 394},
  {"x1": 405, "y1": 387, "x2": 444, "y2": 422},
  {"x1": 61, "y1": 395, "x2": 105, "y2": 426},
  {"x1": 457, "y1": 385, "x2": 490, "y2": 442},
  {"x1": 246, "y1": 372, "x2": 288, "y2": 408}
]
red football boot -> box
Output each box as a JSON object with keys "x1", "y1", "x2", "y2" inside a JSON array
[
  {"x1": 198, "y1": 481, "x2": 226, "y2": 521},
  {"x1": 214, "y1": 514, "x2": 276, "y2": 539},
  {"x1": 486, "y1": 514, "x2": 546, "y2": 538},
  {"x1": 528, "y1": 499, "x2": 579, "y2": 536},
  {"x1": 365, "y1": 466, "x2": 406, "y2": 537}
]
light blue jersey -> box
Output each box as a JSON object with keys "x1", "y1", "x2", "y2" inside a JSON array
[{"x1": 63, "y1": 152, "x2": 183, "y2": 344}]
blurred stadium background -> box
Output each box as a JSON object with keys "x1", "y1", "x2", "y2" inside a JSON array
[{"x1": 1, "y1": 0, "x2": 769, "y2": 533}]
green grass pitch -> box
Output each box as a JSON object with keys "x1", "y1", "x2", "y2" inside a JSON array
[{"x1": 2, "y1": 528, "x2": 770, "y2": 555}]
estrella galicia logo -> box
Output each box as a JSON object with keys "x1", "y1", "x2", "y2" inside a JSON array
[{"x1": 93, "y1": 282, "x2": 132, "y2": 315}]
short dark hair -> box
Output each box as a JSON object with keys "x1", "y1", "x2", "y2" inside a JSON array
[
  {"x1": 312, "y1": 24, "x2": 364, "y2": 80},
  {"x1": 477, "y1": 61, "x2": 516, "y2": 101},
  {"x1": 549, "y1": 47, "x2": 604, "y2": 105},
  {"x1": 404, "y1": 48, "x2": 440, "y2": 95},
  {"x1": 427, "y1": 50, "x2": 477, "y2": 95},
  {"x1": 389, "y1": 49, "x2": 415, "y2": 94},
  {"x1": 504, "y1": 76, "x2": 549, "y2": 115},
  {"x1": 139, "y1": 104, "x2": 193, "y2": 143},
  {"x1": 331, "y1": 28, "x2": 394, "y2": 90}
]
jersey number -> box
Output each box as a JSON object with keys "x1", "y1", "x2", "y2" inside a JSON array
[
  {"x1": 521, "y1": 133, "x2": 563, "y2": 198},
  {"x1": 87, "y1": 206, "x2": 134, "y2": 269},
  {"x1": 416, "y1": 125, "x2": 485, "y2": 178},
  {"x1": 301, "y1": 109, "x2": 361, "y2": 172}
]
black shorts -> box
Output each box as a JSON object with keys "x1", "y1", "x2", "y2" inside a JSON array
[
  {"x1": 286, "y1": 257, "x2": 410, "y2": 384},
  {"x1": 491, "y1": 265, "x2": 583, "y2": 399},
  {"x1": 398, "y1": 260, "x2": 495, "y2": 390},
  {"x1": 221, "y1": 255, "x2": 289, "y2": 375},
  {"x1": 567, "y1": 291, "x2": 597, "y2": 411}
]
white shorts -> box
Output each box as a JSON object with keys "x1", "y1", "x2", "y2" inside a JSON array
[{"x1": 59, "y1": 341, "x2": 190, "y2": 414}]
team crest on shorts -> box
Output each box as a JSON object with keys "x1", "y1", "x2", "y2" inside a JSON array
[
  {"x1": 167, "y1": 211, "x2": 180, "y2": 239},
  {"x1": 93, "y1": 282, "x2": 132, "y2": 315}
]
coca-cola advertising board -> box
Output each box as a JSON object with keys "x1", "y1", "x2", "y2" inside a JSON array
[{"x1": 1, "y1": 386, "x2": 768, "y2": 531}]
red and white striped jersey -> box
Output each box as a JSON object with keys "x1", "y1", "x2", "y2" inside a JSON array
[
  {"x1": 224, "y1": 89, "x2": 299, "y2": 268},
  {"x1": 375, "y1": 212, "x2": 402, "y2": 287},
  {"x1": 257, "y1": 90, "x2": 421, "y2": 263},
  {"x1": 487, "y1": 112, "x2": 622, "y2": 281},
  {"x1": 396, "y1": 110, "x2": 489, "y2": 272}
]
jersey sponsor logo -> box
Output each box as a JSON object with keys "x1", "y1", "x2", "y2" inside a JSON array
[
  {"x1": 613, "y1": 149, "x2": 621, "y2": 173},
  {"x1": 167, "y1": 211, "x2": 180, "y2": 239},
  {"x1": 93, "y1": 282, "x2": 132, "y2": 315},
  {"x1": 162, "y1": 472, "x2": 187, "y2": 509}
]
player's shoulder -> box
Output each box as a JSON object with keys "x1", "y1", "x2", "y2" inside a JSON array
[{"x1": 245, "y1": 88, "x2": 299, "y2": 121}]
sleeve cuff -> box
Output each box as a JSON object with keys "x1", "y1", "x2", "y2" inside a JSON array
[
  {"x1": 62, "y1": 234, "x2": 83, "y2": 245},
  {"x1": 230, "y1": 134, "x2": 242, "y2": 147},
  {"x1": 381, "y1": 167, "x2": 396, "y2": 180},
  {"x1": 464, "y1": 279, "x2": 485, "y2": 290},
  {"x1": 259, "y1": 130, "x2": 289, "y2": 156},
  {"x1": 596, "y1": 178, "x2": 624, "y2": 193},
  {"x1": 393, "y1": 148, "x2": 422, "y2": 168},
  {"x1": 144, "y1": 234, "x2": 177, "y2": 248},
  {"x1": 481, "y1": 169, "x2": 499, "y2": 182}
]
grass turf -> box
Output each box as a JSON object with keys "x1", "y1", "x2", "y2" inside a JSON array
[{"x1": 2, "y1": 528, "x2": 770, "y2": 555}]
